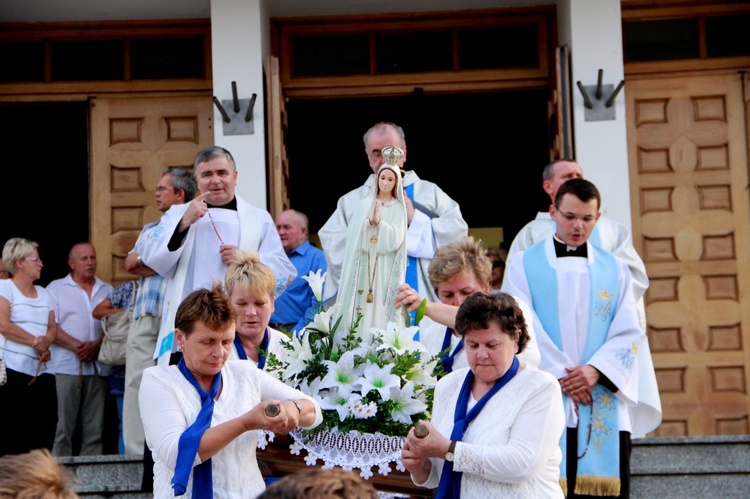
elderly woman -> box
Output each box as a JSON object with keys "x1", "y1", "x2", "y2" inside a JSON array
[
  {"x1": 335, "y1": 151, "x2": 408, "y2": 335},
  {"x1": 0, "y1": 237, "x2": 58, "y2": 457},
  {"x1": 224, "y1": 250, "x2": 287, "y2": 367},
  {"x1": 402, "y1": 292, "x2": 564, "y2": 498},
  {"x1": 396, "y1": 236, "x2": 540, "y2": 377},
  {"x1": 139, "y1": 285, "x2": 322, "y2": 498}
]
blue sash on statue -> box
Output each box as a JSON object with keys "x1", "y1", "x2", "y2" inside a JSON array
[
  {"x1": 172, "y1": 359, "x2": 222, "y2": 497},
  {"x1": 436, "y1": 357, "x2": 519, "y2": 499},
  {"x1": 404, "y1": 184, "x2": 420, "y2": 340},
  {"x1": 524, "y1": 240, "x2": 622, "y2": 495},
  {"x1": 233, "y1": 329, "x2": 269, "y2": 369}
]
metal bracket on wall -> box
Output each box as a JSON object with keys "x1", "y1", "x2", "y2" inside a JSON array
[
  {"x1": 576, "y1": 69, "x2": 624, "y2": 122},
  {"x1": 213, "y1": 81, "x2": 257, "y2": 135}
]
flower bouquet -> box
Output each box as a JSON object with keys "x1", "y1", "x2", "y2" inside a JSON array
[{"x1": 264, "y1": 270, "x2": 438, "y2": 478}]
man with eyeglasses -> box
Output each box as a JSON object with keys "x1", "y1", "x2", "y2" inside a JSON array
[
  {"x1": 117, "y1": 168, "x2": 196, "y2": 458},
  {"x1": 502, "y1": 179, "x2": 662, "y2": 499}
]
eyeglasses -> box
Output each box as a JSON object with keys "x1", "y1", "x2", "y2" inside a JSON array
[
  {"x1": 491, "y1": 261, "x2": 504, "y2": 268},
  {"x1": 155, "y1": 186, "x2": 177, "y2": 193},
  {"x1": 24, "y1": 257, "x2": 43, "y2": 264}
]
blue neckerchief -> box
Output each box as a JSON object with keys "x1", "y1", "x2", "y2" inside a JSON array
[
  {"x1": 232, "y1": 329, "x2": 269, "y2": 369},
  {"x1": 172, "y1": 358, "x2": 222, "y2": 497},
  {"x1": 436, "y1": 356, "x2": 520, "y2": 499},
  {"x1": 403, "y1": 183, "x2": 419, "y2": 339},
  {"x1": 439, "y1": 328, "x2": 463, "y2": 378}
]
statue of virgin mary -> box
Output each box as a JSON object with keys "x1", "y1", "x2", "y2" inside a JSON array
[{"x1": 333, "y1": 146, "x2": 408, "y2": 336}]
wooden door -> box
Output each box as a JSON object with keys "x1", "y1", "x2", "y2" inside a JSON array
[
  {"x1": 266, "y1": 54, "x2": 290, "y2": 219},
  {"x1": 626, "y1": 73, "x2": 750, "y2": 436},
  {"x1": 89, "y1": 96, "x2": 213, "y2": 285}
]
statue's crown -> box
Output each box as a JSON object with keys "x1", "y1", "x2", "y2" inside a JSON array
[{"x1": 382, "y1": 145, "x2": 404, "y2": 166}]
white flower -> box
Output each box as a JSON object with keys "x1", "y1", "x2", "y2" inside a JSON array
[
  {"x1": 299, "y1": 376, "x2": 322, "y2": 399},
  {"x1": 306, "y1": 303, "x2": 339, "y2": 335},
  {"x1": 358, "y1": 362, "x2": 400, "y2": 401},
  {"x1": 319, "y1": 391, "x2": 362, "y2": 422},
  {"x1": 319, "y1": 351, "x2": 361, "y2": 394},
  {"x1": 282, "y1": 334, "x2": 314, "y2": 380},
  {"x1": 301, "y1": 269, "x2": 327, "y2": 303},
  {"x1": 388, "y1": 381, "x2": 428, "y2": 425},
  {"x1": 405, "y1": 358, "x2": 438, "y2": 387},
  {"x1": 376, "y1": 322, "x2": 427, "y2": 356},
  {"x1": 350, "y1": 399, "x2": 378, "y2": 419}
]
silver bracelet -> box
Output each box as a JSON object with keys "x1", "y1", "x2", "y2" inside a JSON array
[{"x1": 289, "y1": 399, "x2": 302, "y2": 415}]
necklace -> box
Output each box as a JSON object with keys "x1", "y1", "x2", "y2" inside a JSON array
[
  {"x1": 206, "y1": 209, "x2": 225, "y2": 246},
  {"x1": 366, "y1": 234, "x2": 378, "y2": 303}
]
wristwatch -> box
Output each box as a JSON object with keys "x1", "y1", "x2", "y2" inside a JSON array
[{"x1": 445, "y1": 440, "x2": 456, "y2": 462}]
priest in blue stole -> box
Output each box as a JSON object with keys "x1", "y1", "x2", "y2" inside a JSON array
[{"x1": 502, "y1": 178, "x2": 654, "y2": 498}]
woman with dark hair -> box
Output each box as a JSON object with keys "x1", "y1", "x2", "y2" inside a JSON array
[{"x1": 402, "y1": 292, "x2": 565, "y2": 498}]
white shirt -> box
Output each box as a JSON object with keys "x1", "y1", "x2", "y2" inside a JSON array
[
  {"x1": 46, "y1": 274, "x2": 113, "y2": 376},
  {"x1": 140, "y1": 360, "x2": 322, "y2": 499},
  {"x1": 0, "y1": 280, "x2": 55, "y2": 376},
  {"x1": 416, "y1": 366, "x2": 565, "y2": 498}
]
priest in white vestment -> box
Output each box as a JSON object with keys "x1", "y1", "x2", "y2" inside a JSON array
[
  {"x1": 139, "y1": 146, "x2": 296, "y2": 364},
  {"x1": 502, "y1": 178, "x2": 661, "y2": 498},
  {"x1": 318, "y1": 122, "x2": 467, "y2": 307}
]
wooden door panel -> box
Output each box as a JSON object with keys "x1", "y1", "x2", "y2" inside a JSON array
[
  {"x1": 626, "y1": 74, "x2": 750, "y2": 436},
  {"x1": 90, "y1": 96, "x2": 213, "y2": 285},
  {"x1": 266, "y1": 54, "x2": 290, "y2": 219}
]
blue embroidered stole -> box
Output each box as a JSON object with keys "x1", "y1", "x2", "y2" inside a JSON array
[
  {"x1": 172, "y1": 358, "x2": 222, "y2": 497},
  {"x1": 233, "y1": 329, "x2": 269, "y2": 369},
  {"x1": 436, "y1": 357, "x2": 520, "y2": 499},
  {"x1": 523, "y1": 240, "x2": 622, "y2": 493},
  {"x1": 403, "y1": 184, "x2": 420, "y2": 339}
]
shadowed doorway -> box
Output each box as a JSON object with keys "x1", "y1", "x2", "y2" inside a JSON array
[{"x1": 285, "y1": 89, "x2": 553, "y2": 250}]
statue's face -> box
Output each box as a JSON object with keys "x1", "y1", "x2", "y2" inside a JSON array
[{"x1": 377, "y1": 169, "x2": 397, "y2": 197}]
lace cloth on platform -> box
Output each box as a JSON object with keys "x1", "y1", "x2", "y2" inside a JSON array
[{"x1": 288, "y1": 427, "x2": 407, "y2": 479}]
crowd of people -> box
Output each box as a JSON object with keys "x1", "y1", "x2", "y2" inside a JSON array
[{"x1": 0, "y1": 121, "x2": 661, "y2": 498}]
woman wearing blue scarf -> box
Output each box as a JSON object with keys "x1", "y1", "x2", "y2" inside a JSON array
[
  {"x1": 224, "y1": 250, "x2": 288, "y2": 368},
  {"x1": 395, "y1": 236, "x2": 540, "y2": 377},
  {"x1": 139, "y1": 285, "x2": 322, "y2": 498},
  {"x1": 402, "y1": 292, "x2": 565, "y2": 498}
]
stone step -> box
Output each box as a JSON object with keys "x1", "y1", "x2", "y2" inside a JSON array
[{"x1": 57, "y1": 435, "x2": 750, "y2": 497}]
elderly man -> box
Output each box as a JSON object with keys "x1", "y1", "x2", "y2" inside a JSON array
[
  {"x1": 270, "y1": 209, "x2": 327, "y2": 334},
  {"x1": 502, "y1": 179, "x2": 661, "y2": 499},
  {"x1": 139, "y1": 146, "x2": 295, "y2": 365},
  {"x1": 318, "y1": 122, "x2": 467, "y2": 307},
  {"x1": 47, "y1": 242, "x2": 114, "y2": 456}
]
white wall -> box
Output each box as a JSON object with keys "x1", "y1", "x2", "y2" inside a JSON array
[
  {"x1": 211, "y1": 0, "x2": 268, "y2": 208},
  {"x1": 561, "y1": 0, "x2": 633, "y2": 227}
]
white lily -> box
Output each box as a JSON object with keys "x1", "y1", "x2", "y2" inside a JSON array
[
  {"x1": 358, "y1": 362, "x2": 401, "y2": 401},
  {"x1": 307, "y1": 303, "x2": 339, "y2": 335},
  {"x1": 376, "y1": 322, "x2": 428, "y2": 356},
  {"x1": 388, "y1": 381, "x2": 428, "y2": 425},
  {"x1": 319, "y1": 390, "x2": 362, "y2": 422},
  {"x1": 404, "y1": 357, "x2": 439, "y2": 387},
  {"x1": 282, "y1": 334, "x2": 314, "y2": 379},
  {"x1": 319, "y1": 351, "x2": 361, "y2": 394},
  {"x1": 301, "y1": 269, "x2": 327, "y2": 303}
]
